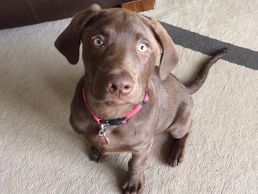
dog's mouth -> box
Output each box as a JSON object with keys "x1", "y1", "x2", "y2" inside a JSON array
[{"x1": 88, "y1": 79, "x2": 145, "y2": 106}]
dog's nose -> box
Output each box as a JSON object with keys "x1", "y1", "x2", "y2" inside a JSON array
[{"x1": 108, "y1": 73, "x2": 133, "y2": 96}]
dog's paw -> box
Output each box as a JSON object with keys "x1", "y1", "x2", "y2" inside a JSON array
[
  {"x1": 89, "y1": 146, "x2": 105, "y2": 163},
  {"x1": 122, "y1": 174, "x2": 145, "y2": 194},
  {"x1": 169, "y1": 145, "x2": 184, "y2": 167}
]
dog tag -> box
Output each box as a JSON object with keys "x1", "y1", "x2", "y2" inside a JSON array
[{"x1": 97, "y1": 125, "x2": 110, "y2": 145}]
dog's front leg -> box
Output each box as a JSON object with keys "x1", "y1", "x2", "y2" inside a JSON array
[
  {"x1": 122, "y1": 141, "x2": 153, "y2": 194},
  {"x1": 89, "y1": 145, "x2": 106, "y2": 163}
]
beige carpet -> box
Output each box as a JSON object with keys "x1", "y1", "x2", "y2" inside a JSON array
[{"x1": 0, "y1": 0, "x2": 257, "y2": 193}]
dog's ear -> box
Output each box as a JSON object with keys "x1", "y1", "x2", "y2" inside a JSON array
[
  {"x1": 145, "y1": 17, "x2": 179, "y2": 80},
  {"x1": 55, "y1": 4, "x2": 102, "y2": 64}
]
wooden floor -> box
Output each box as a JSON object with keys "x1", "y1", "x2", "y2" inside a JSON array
[{"x1": 122, "y1": 0, "x2": 155, "y2": 12}]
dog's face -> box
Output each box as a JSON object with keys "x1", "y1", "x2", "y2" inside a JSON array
[
  {"x1": 55, "y1": 4, "x2": 178, "y2": 105},
  {"x1": 81, "y1": 9, "x2": 161, "y2": 105}
]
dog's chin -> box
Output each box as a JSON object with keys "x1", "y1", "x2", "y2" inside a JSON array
[
  {"x1": 104, "y1": 100, "x2": 129, "y2": 106},
  {"x1": 91, "y1": 93, "x2": 139, "y2": 106}
]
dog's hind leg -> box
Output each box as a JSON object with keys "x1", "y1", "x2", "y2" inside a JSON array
[
  {"x1": 169, "y1": 133, "x2": 189, "y2": 167},
  {"x1": 168, "y1": 102, "x2": 192, "y2": 167}
]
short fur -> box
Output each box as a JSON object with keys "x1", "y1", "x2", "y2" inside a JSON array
[{"x1": 55, "y1": 4, "x2": 227, "y2": 194}]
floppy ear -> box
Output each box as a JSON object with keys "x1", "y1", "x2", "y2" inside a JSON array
[
  {"x1": 147, "y1": 17, "x2": 179, "y2": 80},
  {"x1": 54, "y1": 4, "x2": 102, "y2": 64}
]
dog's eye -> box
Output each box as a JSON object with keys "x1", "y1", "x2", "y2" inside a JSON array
[
  {"x1": 137, "y1": 43, "x2": 148, "y2": 52},
  {"x1": 91, "y1": 35, "x2": 105, "y2": 48}
]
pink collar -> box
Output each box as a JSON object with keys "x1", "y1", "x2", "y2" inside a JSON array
[{"x1": 82, "y1": 87, "x2": 149, "y2": 127}]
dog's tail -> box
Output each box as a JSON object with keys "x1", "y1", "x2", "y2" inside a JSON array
[{"x1": 185, "y1": 49, "x2": 228, "y2": 94}]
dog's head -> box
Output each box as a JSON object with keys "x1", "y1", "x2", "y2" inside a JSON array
[{"x1": 55, "y1": 4, "x2": 178, "y2": 105}]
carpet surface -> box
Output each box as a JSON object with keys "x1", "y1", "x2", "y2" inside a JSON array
[{"x1": 0, "y1": 0, "x2": 257, "y2": 193}]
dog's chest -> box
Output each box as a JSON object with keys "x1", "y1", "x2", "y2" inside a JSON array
[{"x1": 86, "y1": 123, "x2": 150, "y2": 154}]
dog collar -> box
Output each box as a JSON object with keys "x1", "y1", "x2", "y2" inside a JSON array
[{"x1": 82, "y1": 87, "x2": 149, "y2": 127}]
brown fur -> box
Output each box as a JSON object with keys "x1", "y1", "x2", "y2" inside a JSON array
[{"x1": 55, "y1": 4, "x2": 226, "y2": 194}]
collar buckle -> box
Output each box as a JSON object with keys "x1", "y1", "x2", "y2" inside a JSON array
[{"x1": 100, "y1": 117, "x2": 128, "y2": 126}]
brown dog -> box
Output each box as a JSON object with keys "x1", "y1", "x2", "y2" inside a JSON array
[{"x1": 55, "y1": 4, "x2": 226, "y2": 194}]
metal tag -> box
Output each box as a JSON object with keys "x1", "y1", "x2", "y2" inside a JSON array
[{"x1": 97, "y1": 124, "x2": 110, "y2": 145}]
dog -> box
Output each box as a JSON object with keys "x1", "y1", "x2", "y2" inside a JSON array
[{"x1": 55, "y1": 4, "x2": 227, "y2": 194}]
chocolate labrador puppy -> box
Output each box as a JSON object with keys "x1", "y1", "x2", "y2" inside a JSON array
[{"x1": 55, "y1": 4, "x2": 226, "y2": 194}]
